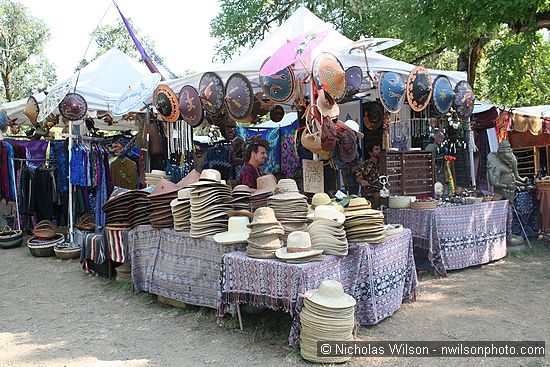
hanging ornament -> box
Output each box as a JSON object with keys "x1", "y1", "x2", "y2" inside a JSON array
[{"x1": 379, "y1": 175, "x2": 390, "y2": 198}]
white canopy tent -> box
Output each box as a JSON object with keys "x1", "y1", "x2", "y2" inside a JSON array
[
  {"x1": 1, "y1": 48, "x2": 151, "y2": 131},
  {"x1": 164, "y1": 6, "x2": 466, "y2": 92}
]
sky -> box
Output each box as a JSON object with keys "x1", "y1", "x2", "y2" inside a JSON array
[{"x1": 19, "y1": 0, "x2": 221, "y2": 81}]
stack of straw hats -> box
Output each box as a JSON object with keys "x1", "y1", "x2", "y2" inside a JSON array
[
  {"x1": 213, "y1": 216, "x2": 251, "y2": 244},
  {"x1": 275, "y1": 231, "x2": 323, "y2": 263},
  {"x1": 343, "y1": 197, "x2": 387, "y2": 243},
  {"x1": 249, "y1": 174, "x2": 277, "y2": 212},
  {"x1": 103, "y1": 187, "x2": 132, "y2": 226},
  {"x1": 170, "y1": 188, "x2": 193, "y2": 231},
  {"x1": 246, "y1": 207, "x2": 284, "y2": 258},
  {"x1": 189, "y1": 169, "x2": 233, "y2": 238},
  {"x1": 230, "y1": 185, "x2": 252, "y2": 211},
  {"x1": 307, "y1": 192, "x2": 344, "y2": 215},
  {"x1": 127, "y1": 187, "x2": 154, "y2": 228},
  {"x1": 267, "y1": 179, "x2": 308, "y2": 235},
  {"x1": 147, "y1": 178, "x2": 180, "y2": 228},
  {"x1": 145, "y1": 169, "x2": 170, "y2": 186},
  {"x1": 300, "y1": 280, "x2": 356, "y2": 364},
  {"x1": 307, "y1": 205, "x2": 348, "y2": 255}
]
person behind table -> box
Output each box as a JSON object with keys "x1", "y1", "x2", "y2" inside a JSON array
[
  {"x1": 239, "y1": 139, "x2": 269, "y2": 189},
  {"x1": 353, "y1": 141, "x2": 383, "y2": 208}
]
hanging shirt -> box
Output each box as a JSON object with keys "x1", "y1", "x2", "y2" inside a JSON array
[{"x1": 110, "y1": 157, "x2": 138, "y2": 189}]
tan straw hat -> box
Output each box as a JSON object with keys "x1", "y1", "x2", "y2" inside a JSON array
[
  {"x1": 306, "y1": 280, "x2": 356, "y2": 309},
  {"x1": 213, "y1": 216, "x2": 251, "y2": 244},
  {"x1": 275, "y1": 231, "x2": 323, "y2": 260}
]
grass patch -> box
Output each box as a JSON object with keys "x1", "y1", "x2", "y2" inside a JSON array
[
  {"x1": 115, "y1": 281, "x2": 133, "y2": 293},
  {"x1": 508, "y1": 241, "x2": 548, "y2": 260},
  {"x1": 286, "y1": 345, "x2": 302, "y2": 362}
]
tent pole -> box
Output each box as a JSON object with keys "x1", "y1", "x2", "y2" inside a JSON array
[
  {"x1": 468, "y1": 122, "x2": 476, "y2": 187},
  {"x1": 68, "y1": 120, "x2": 74, "y2": 244}
]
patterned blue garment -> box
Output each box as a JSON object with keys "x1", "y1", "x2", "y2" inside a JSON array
[
  {"x1": 235, "y1": 126, "x2": 280, "y2": 176},
  {"x1": 512, "y1": 191, "x2": 540, "y2": 238},
  {"x1": 70, "y1": 145, "x2": 87, "y2": 186},
  {"x1": 50, "y1": 140, "x2": 69, "y2": 192}
]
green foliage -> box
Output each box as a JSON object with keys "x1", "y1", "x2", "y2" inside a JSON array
[
  {"x1": 0, "y1": 0, "x2": 57, "y2": 102},
  {"x1": 210, "y1": 0, "x2": 550, "y2": 106},
  {"x1": 477, "y1": 28, "x2": 550, "y2": 107}
]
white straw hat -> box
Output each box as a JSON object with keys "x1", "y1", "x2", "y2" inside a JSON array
[
  {"x1": 306, "y1": 279, "x2": 356, "y2": 309},
  {"x1": 213, "y1": 216, "x2": 251, "y2": 244},
  {"x1": 275, "y1": 231, "x2": 323, "y2": 260},
  {"x1": 307, "y1": 205, "x2": 346, "y2": 224}
]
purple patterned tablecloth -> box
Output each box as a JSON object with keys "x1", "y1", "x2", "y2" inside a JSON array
[
  {"x1": 219, "y1": 230, "x2": 417, "y2": 345},
  {"x1": 385, "y1": 201, "x2": 509, "y2": 276},
  {"x1": 128, "y1": 226, "x2": 244, "y2": 308}
]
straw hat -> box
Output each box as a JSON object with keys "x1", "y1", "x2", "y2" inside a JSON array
[
  {"x1": 190, "y1": 169, "x2": 222, "y2": 186},
  {"x1": 306, "y1": 280, "x2": 356, "y2": 309},
  {"x1": 233, "y1": 185, "x2": 253, "y2": 194},
  {"x1": 311, "y1": 193, "x2": 331, "y2": 207},
  {"x1": 316, "y1": 89, "x2": 339, "y2": 118},
  {"x1": 148, "y1": 178, "x2": 180, "y2": 197},
  {"x1": 307, "y1": 205, "x2": 346, "y2": 224},
  {"x1": 177, "y1": 188, "x2": 193, "y2": 200},
  {"x1": 275, "y1": 231, "x2": 323, "y2": 260},
  {"x1": 247, "y1": 207, "x2": 280, "y2": 227},
  {"x1": 384, "y1": 224, "x2": 404, "y2": 236},
  {"x1": 269, "y1": 178, "x2": 306, "y2": 201},
  {"x1": 252, "y1": 174, "x2": 278, "y2": 196},
  {"x1": 213, "y1": 216, "x2": 251, "y2": 244}
]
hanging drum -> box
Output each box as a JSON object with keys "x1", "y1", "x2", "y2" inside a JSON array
[
  {"x1": 178, "y1": 85, "x2": 204, "y2": 127},
  {"x1": 453, "y1": 80, "x2": 475, "y2": 118},
  {"x1": 198, "y1": 72, "x2": 225, "y2": 115},
  {"x1": 378, "y1": 71, "x2": 406, "y2": 113},
  {"x1": 59, "y1": 92, "x2": 88, "y2": 121},
  {"x1": 258, "y1": 59, "x2": 295, "y2": 103},
  {"x1": 406, "y1": 66, "x2": 432, "y2": 112},
  {"x1": 312, "y1": 52, "x2": 346, "y2": 101},
  {"x1": 269, "y1": 105, "x2": 285, "y2": 123},
  {"x1": 225, "y1": 73, "x2": 254, "y2": 121},
  {"x1": 153, "y1": 85, "x2": 179, "y2": 123},
  {"x1": 431, "y1": 75, "x2": 455, "y2": 115},
  {"x1": 340, "y1": 66, "x2": 363, "y2": 102}
]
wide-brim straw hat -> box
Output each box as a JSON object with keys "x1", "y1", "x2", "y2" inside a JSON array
[
  {"x1": 305, "y1": 280, "x2": 356, "y2": 309},
  {"x1": 213, "y1": 216, "x2": 251, "y2": 244},
  {"x1": 316, "y1": 88, "x2": 340, "y2": 118},
  {"x1": 307, "y1": 205, "x2": 346, "y2": 224},
  {"x1": 251, "y1": 174, "x2": 278, "y2": 197}
]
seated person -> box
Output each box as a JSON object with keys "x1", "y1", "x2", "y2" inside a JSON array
[
  {"x1": 353, "y1": 141, "x2": 383, "y2": 208},
  {"x1": 239, "y1": 138, "x2": 269, "y2": 190}
]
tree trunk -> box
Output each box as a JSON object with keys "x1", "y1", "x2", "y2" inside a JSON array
[
  {"x1": 456, "y1": 38, "x2": 484, "y2": 88},
  {"x1": 1, "y1": 72, "x2": 12, "y2": 102}
]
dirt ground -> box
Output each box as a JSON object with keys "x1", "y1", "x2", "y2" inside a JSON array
[{"x1": 1, "y1": 240, "x2": 549, "y2": 367}]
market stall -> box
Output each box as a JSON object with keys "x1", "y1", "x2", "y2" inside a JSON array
[
  {"x1": 385, "y1": 200, "x2": 510, "y2": 276},
  {"x1": 219, "y1": 229, "x2": 417, "y2": 345}
]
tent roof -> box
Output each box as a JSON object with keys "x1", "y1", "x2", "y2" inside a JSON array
[
  {"x1": 1, "y1": 48, "x2": 150, "y2": 130},
  {"x1": 514, "y1": 105, "x2": 550, "y2": 118},
  {"x1": 164, "y1": 6, "x2": 466, "y2": 92}
]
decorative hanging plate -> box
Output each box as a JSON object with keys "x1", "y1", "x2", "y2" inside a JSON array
[
  {"x1": 378, "y1": 71, "x2": 406, "y2": 113},
  {"x1": 258, "y1": 59, "x2": 295, "y2": 103},
  {"x1": 225, "y1": 73, "x2": 254, "y2": 121},
  {"x1": 198, "y1": 72, "x2": 225, "y2": 115},
  {"x1": 59, "y1": 93, "x2": 88, "y2": 121},
  {"x1": 453, "y1": 80, "x2": 475, "y2": 118},
  {"x1": 406, "y1": 66, "x2": 432, "y2": 112},
  {"x1": 431, "y1": 75, "x2": 455, "y2": 115},
  {"x1": 312, "y1": 52, "x2": 346, "y2": 101},
  {"x1": 341, "y1": 66, "x2": 363, "y2": 102},
  {"x1": 23, "y1": 96, "x2": 40, "y2": 124},
  {"x1": 37, "y1": 76, "x2": 76, "y2": 122},
  {"x1": 363, "y1": 101, "x2": 385, "y2": 130},
  {"x1": 112, "y1": 73, "x2": 161, "y2": 116},
  {"x1": 153, "y1": 85, "x2": 179, "y2": 123},
  {"x1": 178, "y1": 85, "x2": 204, "y2": 127},
  {"x1": 269, "y1": 105, "x2": 285, "y2": 123}
]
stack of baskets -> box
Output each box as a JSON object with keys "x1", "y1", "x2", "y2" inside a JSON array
[
  {"x1": 0, "y1": 227, "x2": 23, "y2": 249},
  {"x1": 388, "y1": 196, "x2": 413, "y2": 209},
  {"x1": 28, "y1": 220, "x2": 63, "y2": 257}
]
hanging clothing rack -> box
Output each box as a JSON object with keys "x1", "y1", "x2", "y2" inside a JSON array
[{"x1": 7, "y1": 157, "x2": 56, "y2": 231}]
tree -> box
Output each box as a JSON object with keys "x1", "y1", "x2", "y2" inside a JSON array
[
  {"x1": 210, "y1": 0, "x2": 550, "y2": 106},
  {"x1": 0, "y1": 0, "x2": 57, "y2": 102}
]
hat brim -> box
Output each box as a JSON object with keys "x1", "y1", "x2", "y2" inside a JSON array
[{"x1": 275, "y1": 247, "x2": 323, "y2": 260}]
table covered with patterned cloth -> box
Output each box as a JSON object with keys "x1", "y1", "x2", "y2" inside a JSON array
[
  {"x1": 385, "y1": 200, "x2": 510, "y2": 276},
  {"x1": 128, "y1": 226, "x2": 244, "y2": 308},
  {"x1": 218, "y1": 230, "x2": 417, "y2": 345}
]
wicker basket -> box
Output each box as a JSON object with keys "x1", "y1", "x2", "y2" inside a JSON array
[
  {"x1": 465, "y1": 197, "x2": 483, "y2": 204},
  {"x1": 410, "y1": 200, "x2": 438, "y2": 210},
  {"x1": 54, "y1": 245, "x2": 82, "y2": 260},
  {"x1": 388, "y1": 196, "x2": 412, "y2": 209},
  {"x1": 0, "y1": 229, "x2": 23, "y2": 249},
  {"x1": 28, "y1": 234, "x2": 64, "y2": 257}
]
